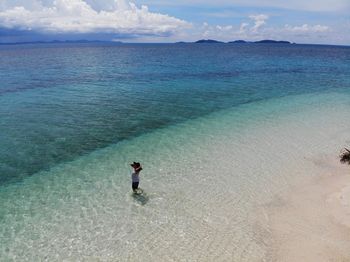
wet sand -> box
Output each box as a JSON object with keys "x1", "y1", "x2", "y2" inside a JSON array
[{"x1": 266, "y1": 156, "x2": 350, "y2": 261}]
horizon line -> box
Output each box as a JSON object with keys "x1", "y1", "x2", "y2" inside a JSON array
[{"x1": 0, "y1": 39, "x2": 349, "y2": 47}]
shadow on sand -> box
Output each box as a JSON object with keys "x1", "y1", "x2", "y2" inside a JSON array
[{"x1": 132, "y1": 189, "x2": 149, "y2": 205}]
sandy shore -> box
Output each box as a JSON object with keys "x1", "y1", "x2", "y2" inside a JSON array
[{"x1": 264, "y1": 156, "x2": 350, "y2": 261}]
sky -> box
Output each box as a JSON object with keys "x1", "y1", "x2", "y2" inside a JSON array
[{"x1": 0, "y1": 0, "x2": 349, "y2": 45}]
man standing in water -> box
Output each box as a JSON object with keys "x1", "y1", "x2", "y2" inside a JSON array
[{"x1": 131, "y1": 162, "x2": 142, "y2": 193}]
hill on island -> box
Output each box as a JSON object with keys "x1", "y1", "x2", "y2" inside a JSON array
[
  {"x1": 195, "y1": 39, "x2": 224, "y2": 43},
  {"x1": 254, "y1": 40, "x2": 291, "y2": 44},
  {"x1": 196, "y1": 39, "x2": 292, "y2": 44}
]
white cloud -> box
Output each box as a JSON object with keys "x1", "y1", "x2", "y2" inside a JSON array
[
  {"x1": 194, "y1": 14, "x2": 269, "y2": 41},
  {"x1": 239, "y1": 22, "x2": 249, "y2": 33},
  {"x1": 0, "y1": 0, "x2": 190, "y2": 36},
  {"x1": 216, "y1": 25, "x2": 233, "y2": 31},
  {"x1": 0, "y1": 1, "x2": 345, "y2": 44},
  {"x1": 249, "y1": 14, "x2": 269, "y2": 32},
  {"x1": 284, "y1": 24, "x2": 330, "y2": 33},
  {"x1": 187, "y1": 16, "x2": 333, "y2": 44}
]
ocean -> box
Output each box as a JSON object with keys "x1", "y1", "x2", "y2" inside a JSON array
[{"x1": 0, "y1": 43, "x2": 350, "y2": 260}]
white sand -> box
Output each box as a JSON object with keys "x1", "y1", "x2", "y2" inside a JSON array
[{"x1": 265, "y1": 156, "x2": 350, "y2": 261}]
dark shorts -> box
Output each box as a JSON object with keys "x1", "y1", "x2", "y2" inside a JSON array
[{"x1": 132, "y1": 182, "x2": 139, "y2": 190}]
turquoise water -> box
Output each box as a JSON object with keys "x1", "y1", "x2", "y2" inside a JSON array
[
  {"x1": 1, "y1": 43, "x2": 350, "y2": 260},
  {"x1": 1, "y1": 92, "x2": 350, "y2": 260},
  {"x1": 1, "y1": 43, "x2": 350, "y2": 183}
]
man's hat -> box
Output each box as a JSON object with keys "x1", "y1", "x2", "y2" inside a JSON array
[{"x1": 131, "y1": 162, "x2": 142, "y2": 171}]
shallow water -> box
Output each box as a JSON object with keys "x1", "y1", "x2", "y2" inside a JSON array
[
  {"x1": 1, "y1": 43, "x2": 350, "y2": 183},
  {"x1": 1, "y1": 92, "x2": 350, "y2": 260},
  {"x1": 1, "y1": 43, "x2": 350, "y2": 260}
]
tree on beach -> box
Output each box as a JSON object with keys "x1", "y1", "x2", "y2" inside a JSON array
[{"x1": 340, "y1": 148, "x2": 350, "y2": 165}]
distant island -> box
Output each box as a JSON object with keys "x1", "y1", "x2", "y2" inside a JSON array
[
  {"x1": 198, "y1": 39, "x2": 292, "y2": 44},
  {"x1": 228, "y1": 40, "x2": 247, "y2": 43},
  {"x1": 0, "y1": 40, "x2": 123, "y2": 45},
  {"x1": 0, "y1": 39, "x2": 293, "y2": 45},
  {"x1": 253, "y1": 40, "x2": 291, "y2": 44},
  {"x1": 195, "y1": 39, "x2": 224, "y2": 44}
]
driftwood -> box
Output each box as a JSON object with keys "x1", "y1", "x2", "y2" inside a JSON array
[{"x1": 340, "y1": 148, "x2": 350, "y2": 165}]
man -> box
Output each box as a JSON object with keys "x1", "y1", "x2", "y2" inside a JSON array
[{"x1": 130, "y1": 162, "x2": 142, "y2": 193}]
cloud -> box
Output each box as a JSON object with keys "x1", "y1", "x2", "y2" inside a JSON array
[
  {"x1": 190, "y1": 16, "x2": 332, "y2": 44},
  {"x1": 239, "y1": 22, "x2": 249, "y2": 33},
  {"x1": 248, "y1": 14, "x2": 269, "y2": 32},
  {"x1": 196, "y1": 14, "x2": 269, "y2": 41},
  {"x1": 227, "y1": 13, "x2": 269, "y2": 36},
  {"x1": 0, "y1": 1, "x2": 346, "y2": 44},
  {"x1": 284, "y1": 24, "x2": 330, "y2": 33},
  {"x1": 0, "y1": 0, "x2": 190, "y2": 37},
  {"x1": 216, "y1": 25, "x2": 233, "y2": 31}
]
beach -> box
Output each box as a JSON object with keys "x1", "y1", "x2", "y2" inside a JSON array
[{"x1": 264, "y1": 156, "x2": 350, "y2": 261}]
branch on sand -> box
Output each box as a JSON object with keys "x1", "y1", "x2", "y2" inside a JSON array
[{"x1": 340, "y1": 148, "x2": 350, "y2": 165}]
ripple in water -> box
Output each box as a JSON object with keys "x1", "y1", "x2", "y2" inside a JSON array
[{"x1": 1, "y1": 93, "x2": 350, "y2": 260}]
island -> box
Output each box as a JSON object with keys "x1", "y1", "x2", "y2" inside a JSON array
[
  {"x1": 254, "y1": 40, "x2": 291, "y2": 44},
  {"x1": 195, "y1": 39, "x2": 224, "y2": 43},
  {"x1": 0, "y1": 40, "x2": 123, "y2": 45},
  {"x1": 194, "y1": 39, "x2": 292, "y2": 44},
  {"x1": 228, "y1": 40, "x2": 247, "y2": 43}
]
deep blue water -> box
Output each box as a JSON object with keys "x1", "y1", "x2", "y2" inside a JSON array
[{"x1": 0, "y1": 43, "x2": 350, "y2": 184}]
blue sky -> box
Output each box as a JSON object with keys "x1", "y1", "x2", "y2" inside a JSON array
[{"x1": 0, "y1": 0, "x2": 349, "y2": 45}]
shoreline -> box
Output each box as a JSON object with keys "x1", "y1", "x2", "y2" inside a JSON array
[{"x1": 264, "y1": 155, "x2": 350, "y2": 261}]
